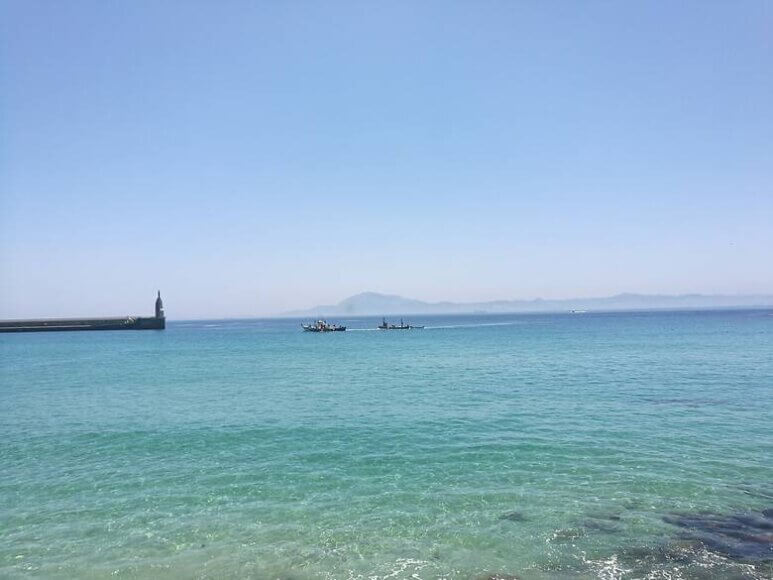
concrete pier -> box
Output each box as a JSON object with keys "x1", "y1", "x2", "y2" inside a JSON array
[{"x1": 0, "y1": 293, "x2": 166, "y2": 333}]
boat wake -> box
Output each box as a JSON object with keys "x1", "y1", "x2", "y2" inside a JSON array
[{"x1": 425, "y1": 321, "x2": 526, "y2": 330}]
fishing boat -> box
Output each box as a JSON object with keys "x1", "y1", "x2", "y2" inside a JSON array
[
  {"x1": 302, "y1": 319, "x2": 346, "y2": 332},
  {"x1": 377, "y1": 317, "x2": 424, "y2": 330}
]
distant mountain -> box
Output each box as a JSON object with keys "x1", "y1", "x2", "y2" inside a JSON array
[{"x1": 283, "y1": 291, "x2": 773, "y2": 317}]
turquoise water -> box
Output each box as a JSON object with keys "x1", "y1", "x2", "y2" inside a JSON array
[{"x1": 1, "y1": 310, "x2": 772, "y2": 579}]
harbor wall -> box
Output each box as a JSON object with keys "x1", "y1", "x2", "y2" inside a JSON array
[{"x1": 0, "y1": 316, "x2": 165, "y2": 333}]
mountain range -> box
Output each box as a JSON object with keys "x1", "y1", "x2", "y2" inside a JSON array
[{"x1": 283, "y1": 291, "x2": 773, "y2": 317}]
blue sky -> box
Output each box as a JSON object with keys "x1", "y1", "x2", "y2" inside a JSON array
[{"x1": 1, "y1": 1, "x2": 771, "y2": 318}]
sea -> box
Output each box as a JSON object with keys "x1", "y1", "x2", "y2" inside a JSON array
[{"x1": 1, "y1": 310, "x2": 772, "y2": 579}]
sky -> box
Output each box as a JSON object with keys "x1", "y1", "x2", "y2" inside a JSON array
[{"x1": 1, "y1": 1, "x2": 771, "y2": 319}]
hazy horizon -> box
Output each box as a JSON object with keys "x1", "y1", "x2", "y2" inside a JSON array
[
  {"x1": 2, "y1": 2, "x2": 772, "y2": 319},
  {"x1": 4, "y1": 289, "x2": 773, "y2": 322}
]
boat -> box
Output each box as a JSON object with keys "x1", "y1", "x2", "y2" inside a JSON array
[
  {"x1": 302, "y1": 319, "x2": 346, "y2": 332},
  {"x1": 377, "y1": 317, "x2": 424, "y2": 330}
]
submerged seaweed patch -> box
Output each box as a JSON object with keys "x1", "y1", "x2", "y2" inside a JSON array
[
  {"x1": 580, "y1": 517, "x2": 621, "y2": 534},
  {"x1": 498, "y1": 511, "x2": 528, "y2": 522},
  {"x1": 610, "y1": 539, "x2": 767, "y2": 579},
  {"x1": 663, "y1": 508, "x2": 773, "y2": 562},
  {"x1": 567, "y1": 509, "x2": 772, "y2": 579},
  {"x1": 738, "y1": 484, "x2": 773, "y2": 501}
]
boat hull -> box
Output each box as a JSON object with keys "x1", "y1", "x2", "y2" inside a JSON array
[{"x1": 302, "y1": 322, "x2": 346, "y2": 332}]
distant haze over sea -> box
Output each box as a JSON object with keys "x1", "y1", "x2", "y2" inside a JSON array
[{"x1": 283, "y1": 292, "x2": 773, "y2": 317}]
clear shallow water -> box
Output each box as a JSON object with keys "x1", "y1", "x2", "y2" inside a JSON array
[{"x1": 1, "y1": 310, "x2": 772, "y2": 579}]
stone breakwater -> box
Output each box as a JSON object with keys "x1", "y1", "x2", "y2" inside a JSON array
[{"x1": 0, "y1": 316, "x2": 164, "y2": 332}]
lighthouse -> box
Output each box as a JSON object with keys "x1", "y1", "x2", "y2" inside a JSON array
[{"x1": 155, "y1": 291, "x2": 165, "y2": 319}]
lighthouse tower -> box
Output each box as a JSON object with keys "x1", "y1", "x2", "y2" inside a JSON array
[{"x1": 155, "y1": 291, "x2": 165, "y2": 319}]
